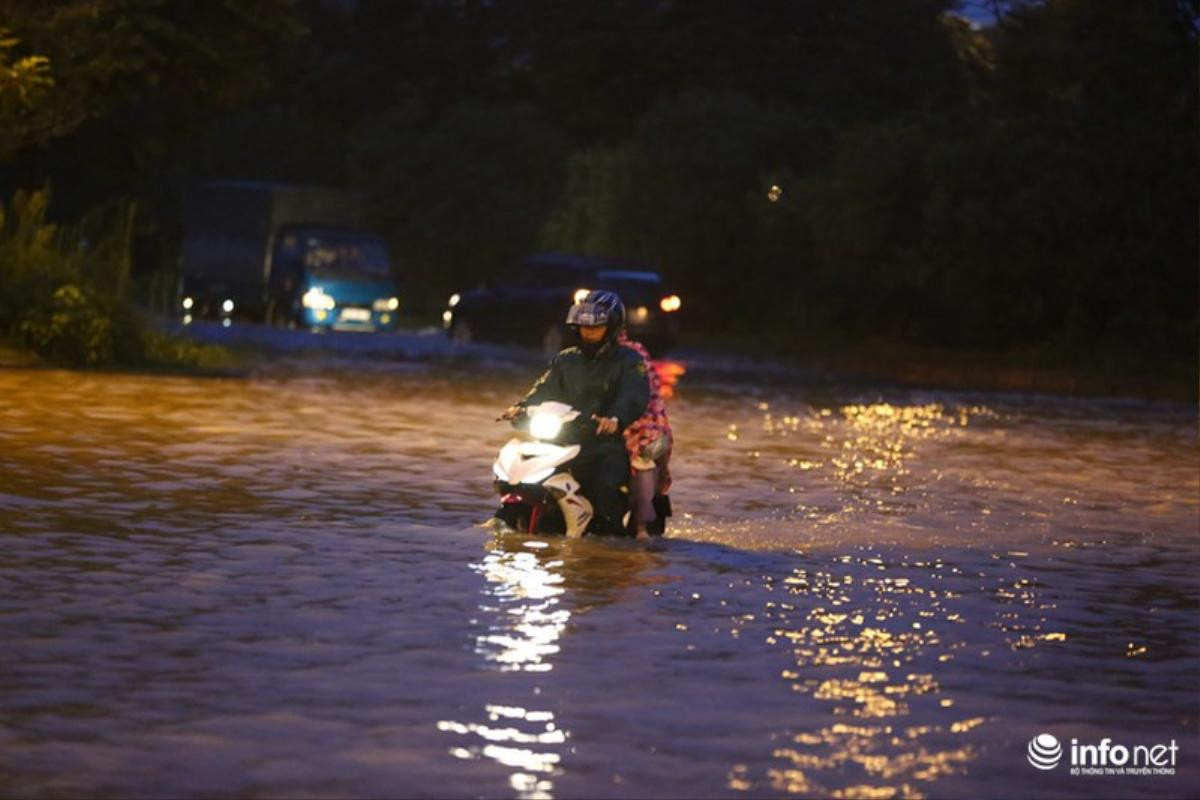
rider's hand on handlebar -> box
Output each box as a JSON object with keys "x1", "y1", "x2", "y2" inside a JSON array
[{"x1": 593, "y1": 414, "x2": 619, "y2": 435}]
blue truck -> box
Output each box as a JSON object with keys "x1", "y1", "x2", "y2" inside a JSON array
[{"x1": 179, "y1": 181, "x2": 400, "y2": 332}]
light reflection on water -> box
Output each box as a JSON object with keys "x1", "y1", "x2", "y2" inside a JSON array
[
  {"x1": 445, "y1": 540, "x2": 571, "y2": 799},
  {"x1": 0, "y1": 366, "x2": 1196, "y2": 799},
  {"x1": 473, "y1": 543, "x2": 569, "y2": 673}
]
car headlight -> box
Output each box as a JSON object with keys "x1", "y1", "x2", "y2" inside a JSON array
[
  {"x1": 660, "y1": 295, "x2": 682, "y2": 312},
  {"x1": 302, "y1": 288, "x2": 336, "y2": 310},
  {"x1": 529, "y1": 412, "x2": 564, "y2": 440},
  {"x1": 373, "y1": 297, "x2": 400, "y2": 312},
  {"x1": 448, "y1": 293, "x2": 461, "y2": 308}
]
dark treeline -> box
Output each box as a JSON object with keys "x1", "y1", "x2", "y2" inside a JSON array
[{"x1": 1, "y1": 0, "x2": 1196, "y2": 367}]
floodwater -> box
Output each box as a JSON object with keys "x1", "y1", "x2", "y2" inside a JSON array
[{"x1": 0, "y1": 359, "x2": 1197, "y2": 799}]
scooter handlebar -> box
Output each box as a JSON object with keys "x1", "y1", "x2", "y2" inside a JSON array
[{"x1": 497, "y1": 405, "x2": 525, "y2": 423}]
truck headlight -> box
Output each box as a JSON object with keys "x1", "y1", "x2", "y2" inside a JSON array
[{"x1": 302, "y1": 288, "x2": 336, "y2": 310}]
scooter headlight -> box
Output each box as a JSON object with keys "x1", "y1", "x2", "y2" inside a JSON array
[{"x1": 529, "y1": 412, "x2": 563, "y2": 440}]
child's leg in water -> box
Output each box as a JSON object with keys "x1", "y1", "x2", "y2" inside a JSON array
[{"x1": 630, "y1": 467, "x2": 658, "y2": 539}]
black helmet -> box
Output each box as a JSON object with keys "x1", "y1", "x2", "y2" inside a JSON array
[
  {"x1": 566, "y1": 289, "x2": 625, "y2": 352},
  {"x1": 567, "y1": 289, "x2": 625, "y2": 329}
]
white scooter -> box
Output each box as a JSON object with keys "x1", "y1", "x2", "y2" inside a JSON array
[{"x1": 492, "y1": 402, "x2": 594, "y2": 537}]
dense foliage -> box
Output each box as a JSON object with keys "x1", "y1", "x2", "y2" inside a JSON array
[
  {"x1": 0, "y1": 0, "x2": 300, "y2": 365},
  {"x1": 0, "y1": 0, "x2": 1195, "y2": 369},
  {"x1": 0, "y1": 188, "x2": 225, "y2": 367}
]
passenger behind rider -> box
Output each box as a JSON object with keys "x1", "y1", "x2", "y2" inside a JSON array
[
  {"x1": 616, "y1": 329, "x2": 673, "y2": 539},
  {"x1": 500, "y1": 290, "x2": 649, "y2": 537}
]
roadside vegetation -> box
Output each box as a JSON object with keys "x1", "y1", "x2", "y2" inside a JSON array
[
  {"x1": 0, "y1": 1, "x2": 1193, "y2": 393},
  {"x1": 0, "y1": 188, "x2": 225, "y2": 369}
]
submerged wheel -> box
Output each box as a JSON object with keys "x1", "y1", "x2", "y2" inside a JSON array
[
  {"x1": 649, "y1": 494, "x2": 672, "y2": 536},
  {"x1": 494, "y1": 504, "x2": 529, "y2": 533}
]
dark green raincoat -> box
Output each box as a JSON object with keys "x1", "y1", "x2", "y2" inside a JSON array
[{"x1": 517, "y1": 341, "x2": 651, "y2": 535}]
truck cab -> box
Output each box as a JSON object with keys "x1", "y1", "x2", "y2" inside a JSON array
[
  {"x1": 177, "y1": 181, "x2": 400, "y2": 332},
  {"x1": 267, "y1": 226, "x2": 400, "y2": 332}
]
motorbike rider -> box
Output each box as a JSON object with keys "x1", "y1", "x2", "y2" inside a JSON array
[{"x1": 500, "y1": 290, "x2": 650, "y2": 536}]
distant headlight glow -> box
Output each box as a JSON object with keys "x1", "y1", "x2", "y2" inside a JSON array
[
  {"x1": 448, "y1": 293, "x2": 461, "y2": 308},
  {"x1": 660, "y1": 295, "x2": 682, "y2": 312},
  {"x1": 181, "y1": 296, "x2": 194, "y2": 310},
  {"x1": 373, "y1": 297, "x2": 400, "y2": 312},
  {"x1": 221, "y1": 299, "x2": 235, "y2": 314}
]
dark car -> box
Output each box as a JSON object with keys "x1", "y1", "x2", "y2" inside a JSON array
[{"x1": 442, "y1": 253, "x2": 682, "y2": 355}]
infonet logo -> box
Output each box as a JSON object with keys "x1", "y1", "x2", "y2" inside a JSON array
[
  {"x1": 1028, "y1": 734, "x2": 1062, "y2": 769},
  {"x1": 1028, "y1": 733, "x2": 1179, "y2": 776}
]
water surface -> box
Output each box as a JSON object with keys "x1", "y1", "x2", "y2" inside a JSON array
[{"x1": 0, "y1": 363, "x2": 1196, "y2": 798}]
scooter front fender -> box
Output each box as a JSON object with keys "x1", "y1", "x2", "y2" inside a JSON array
[{"x1": 543, "y1": 473, "x2": 591, "y2": 538}]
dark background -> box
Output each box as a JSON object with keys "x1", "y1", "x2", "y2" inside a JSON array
[{"x1": 0, "y1": 0, "x2": 1196, "y2": 372}]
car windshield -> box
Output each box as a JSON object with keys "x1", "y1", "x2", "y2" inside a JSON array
[
  {"x1": 593, "y1": 270, "x2": 664, "y2": 306},
  {"x1": 278, "y1": 233, "x2": 391, "y2": 279}
]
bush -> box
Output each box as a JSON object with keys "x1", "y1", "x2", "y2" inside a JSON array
[
  {"x1": 0, "y1": 186, "x2": 228, "y2": 369},
  {"x1": 18, "y1": 283, "x2": 112, "y2": 365}
]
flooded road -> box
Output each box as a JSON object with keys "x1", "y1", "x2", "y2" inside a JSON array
[{"x1": 1, "y1": 361, "x2": 1197, "y2": 799}]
